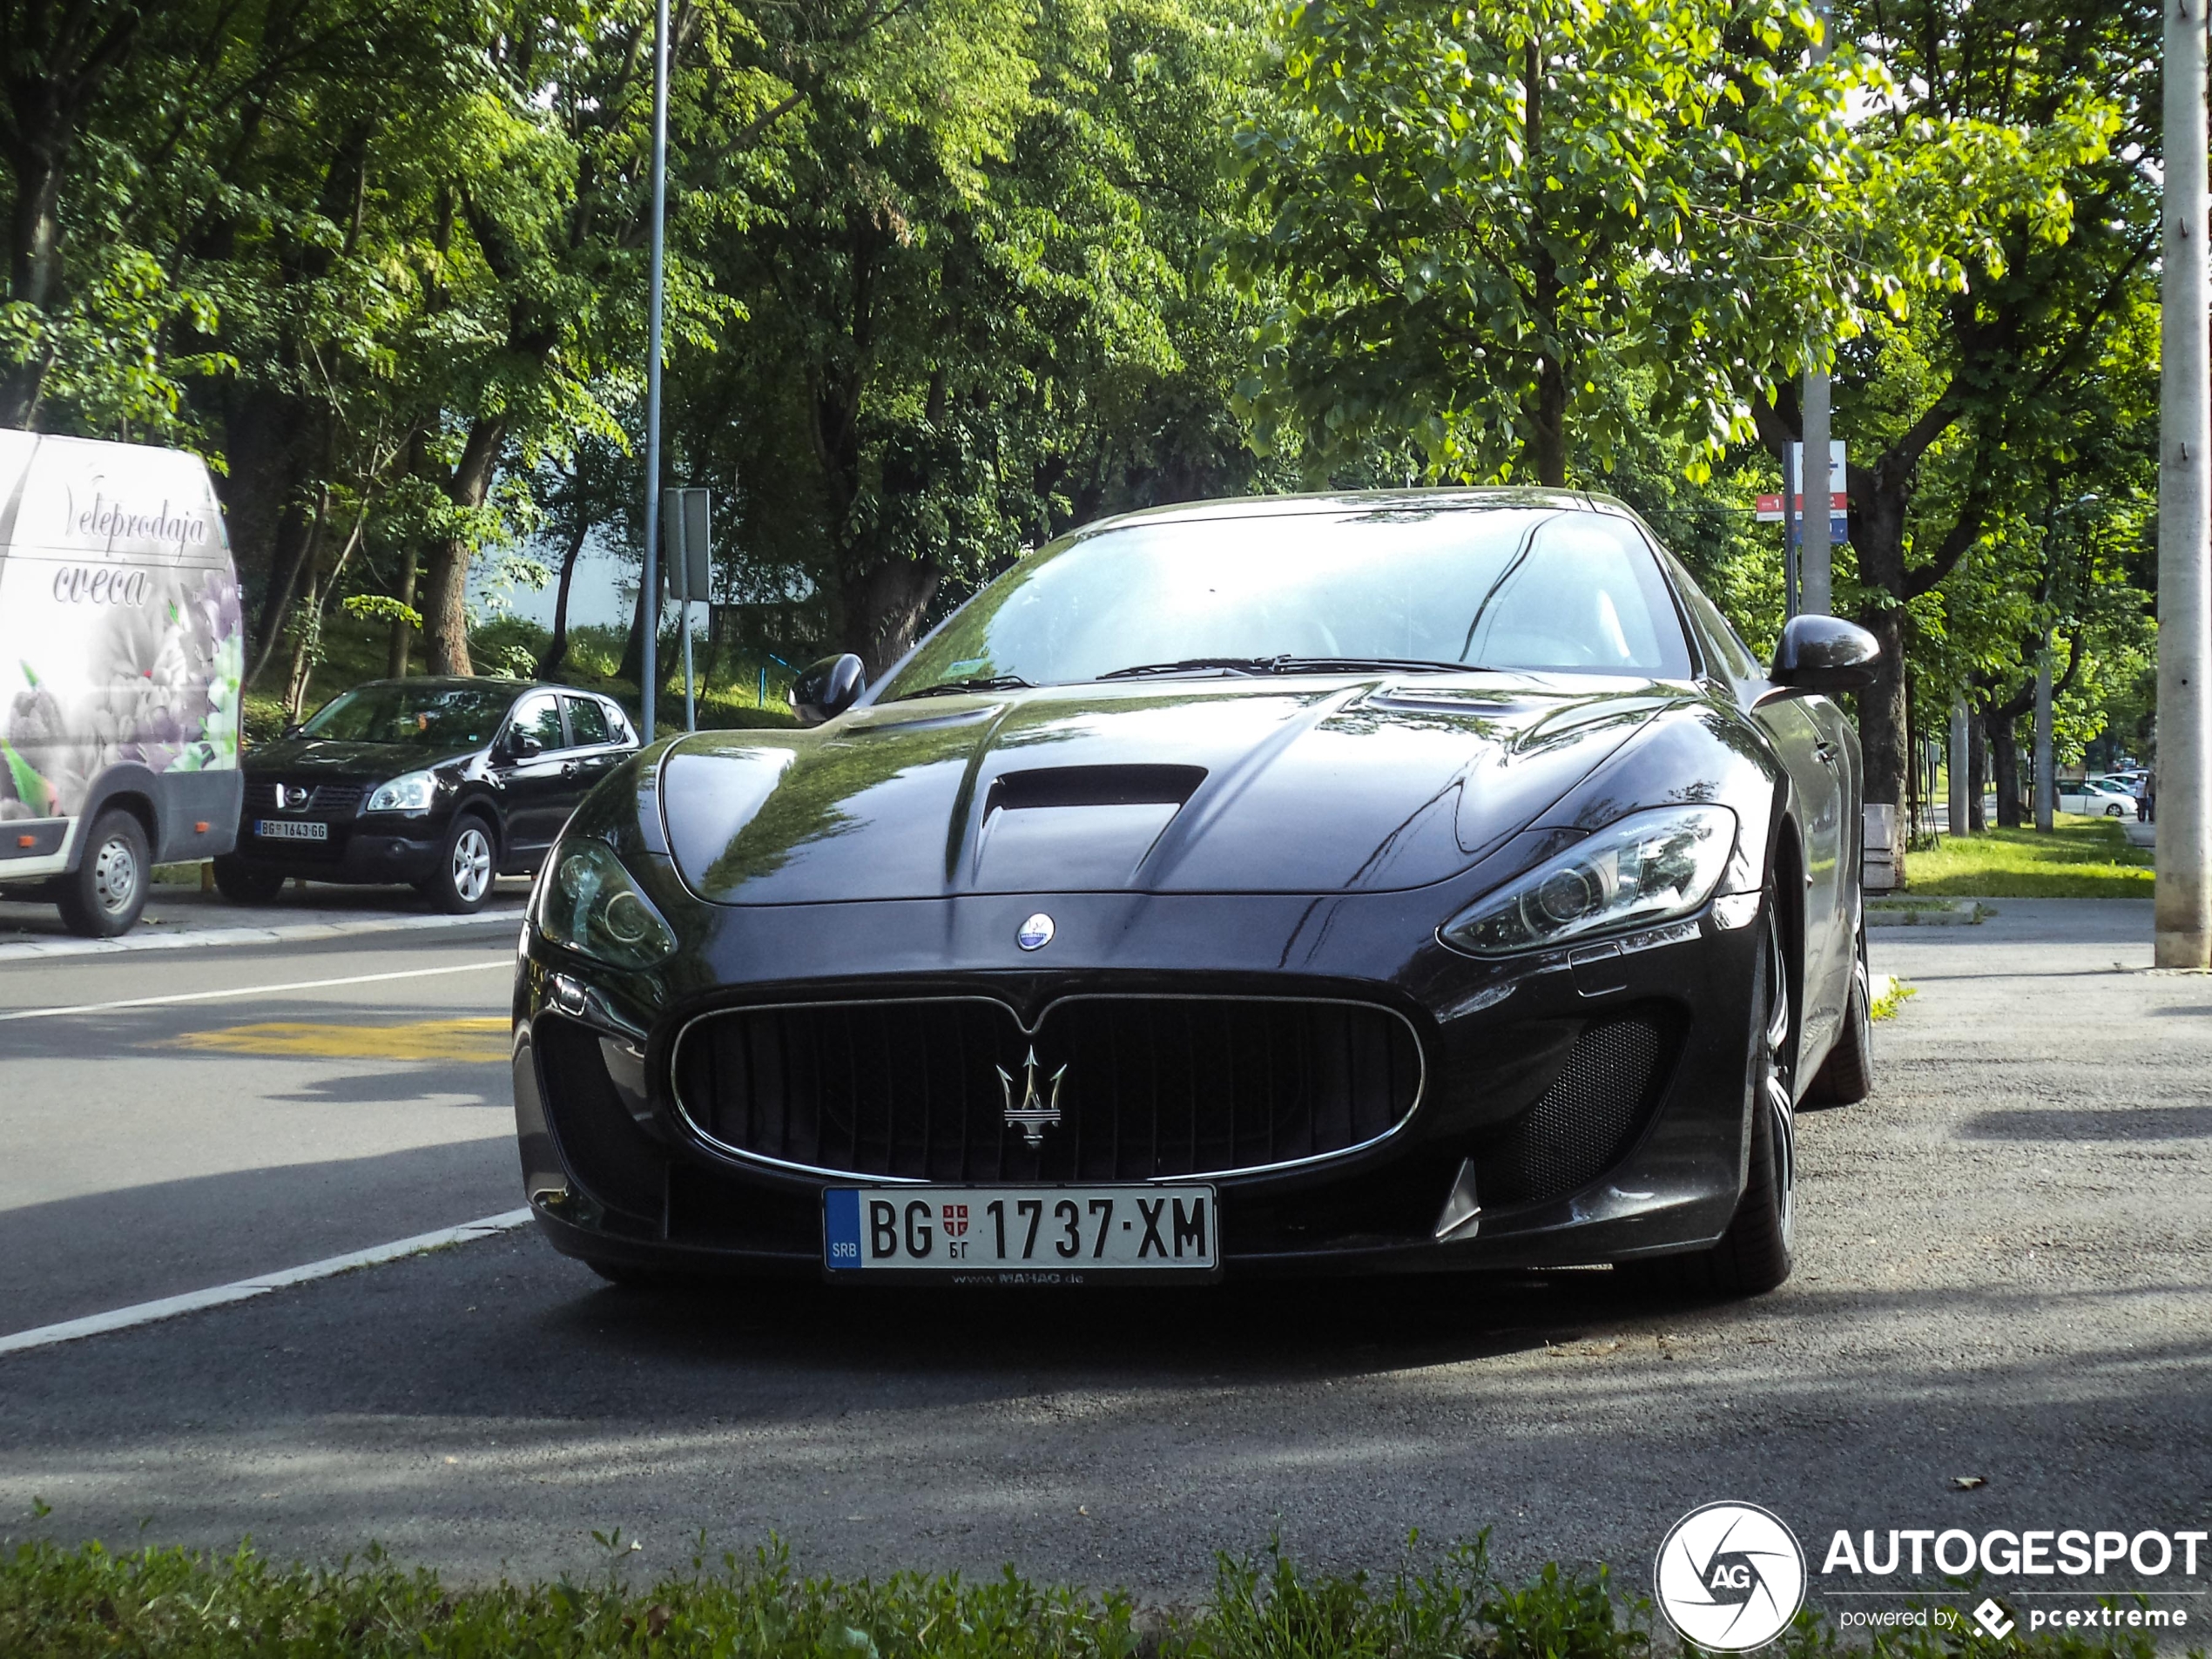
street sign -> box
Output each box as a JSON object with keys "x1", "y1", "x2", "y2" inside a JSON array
[
  {"x1": 1757, "y1": 441, "x2": 1847, "y2": 537},
  {"x1": 661, "y1": 487, "x2": 711, "y2": 601}
]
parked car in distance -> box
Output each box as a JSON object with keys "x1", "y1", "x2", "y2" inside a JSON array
[
  {"x1": 0, "y1": 431, "x2": 243, "y2": 937},
  {"x1": 2060, "y1": 781, "x2": 2135, "y2": 817},
  {"x1": 214, "y1": 678, "x2": 639, "y2": 912}
]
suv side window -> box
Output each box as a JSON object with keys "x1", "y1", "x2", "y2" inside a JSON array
[
  {"x1": 510, "y1": 694, "x2": 568, "y2": 752},
  {"x1": 564, "y1": 696, "x2": 611, "y2": 746}
]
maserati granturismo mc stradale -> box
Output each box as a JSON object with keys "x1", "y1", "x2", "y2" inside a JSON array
[{"x1": 510, "y1": 489, "x2": 1879, "y2": 1296}]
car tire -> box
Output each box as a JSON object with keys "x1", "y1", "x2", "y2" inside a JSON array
[
  {"x1": 2107, "y1": 804, "x2": 2125, "y2": 817},
  {"x1": 211, "y1": 855, "x2": 287, "y2": 905},
  {"x1": 1803, "y1": 916, "x2": 1873, "y2": 1108},
  {"x1": 1628, "y1": 895, "x2": 1795, "y2": 1298},
  {"x1": 56, "y1": 808, "x2": 151, "y2": 938},
  {"x1": 419, "y1": 813, "x2": 496, "y2": 914}
]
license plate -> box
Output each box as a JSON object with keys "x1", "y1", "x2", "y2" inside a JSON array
[
  {"x1": 825, "y1": 1185, "x2": 1218, "y2": 1279},
  {"x1": 254, "y1": 819, "x2": 328, "y2": 841}
]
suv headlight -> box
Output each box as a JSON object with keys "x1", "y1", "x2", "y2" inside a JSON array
[
  {"x1": 538, "y1": 839, "x2": 677, "y2": 971},
  {"x1": 364, "y1": 770, "x2": 436, "y2": 815},
  {"x1": 1440, "y1": 805, "x2": 1738, "y2": 957}
]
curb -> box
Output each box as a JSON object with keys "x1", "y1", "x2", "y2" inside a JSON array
[{"x1": 0, "y1": 907, "x2": 524, "y2": 962}]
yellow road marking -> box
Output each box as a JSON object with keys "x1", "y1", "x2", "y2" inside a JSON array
[{"x1": 172, "y1": 1016, "x2": 509, "y2": 1062}]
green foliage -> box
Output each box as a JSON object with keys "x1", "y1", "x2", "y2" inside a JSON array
[
  {"x1": 1905, "y1": 817, "x2": 2153, "y2": 899},
  {"x1": 1, "y1": 1534, "x2": 2196, "y2": 1659}
]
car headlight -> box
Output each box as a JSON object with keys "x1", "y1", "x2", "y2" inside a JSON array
[
  {"x1": 364, "y1": 770, "x2": 436, "y2": 815},
  {"x1": 538, "y1": 839, "x2": 677, "y2": 971},
  {"x1": 1440, "y1": 805, "x2": 1738, "y2": 957}
]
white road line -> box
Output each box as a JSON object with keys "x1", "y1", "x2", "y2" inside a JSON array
[
  {"x1": 0, "y1": 1209, "x2": 536, "y2": 1357},
  {"x1": 0, "y1": 960, "x2": 512, "y2": 1023}
]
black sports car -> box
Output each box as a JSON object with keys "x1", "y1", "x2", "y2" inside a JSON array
[
  {"x1": 512, "y1": 489, "x2": 1878, "y2": 1295},
  {"x1": 219, "y1": 678, "x2": 640, "y2": 912}
]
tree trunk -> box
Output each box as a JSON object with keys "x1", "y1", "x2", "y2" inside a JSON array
[
  {"x1": 246, "y1": 486, "x2": 327, "y2": 688},
  {"x1": 840, "y1": 557, "x2": 941, "y2": 681},
  {"x1": 1853, "y1": 604, "x2": 1910, "y2": 808},
  {"x1": 536, "y1": 516, "x2": 591, "y2": 679},
  {"x1": 618, "y1": 571, "x2": 661, "y2": 690},
  {"x1": 387, "y1": 545, "x2": 418, "y2": 679},
  {"x1": 0, "y1": 152, "x2": 62, "y2": 427},
  {"x1": 1968, "y1": 713, "x2": 1988, "y2": 832},
  {"x1": 1989, "y1": 711, "x2": 2025, "y2": 827},
  {"x1": 419, "y1": 416, "x2": 507, "y2": 676}
]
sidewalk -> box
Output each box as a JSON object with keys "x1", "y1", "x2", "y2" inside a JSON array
[{"x1": 0, "y1": 875, "x2": 529, "y2": 961}]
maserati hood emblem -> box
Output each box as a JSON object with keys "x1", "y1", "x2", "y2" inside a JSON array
[
  {"x1": 997, "y1": 1046, "x2": 1067, "y2": 1147},
  {"x1": 1016, "y1": 912, "x2": 1055, "y2": 950}
]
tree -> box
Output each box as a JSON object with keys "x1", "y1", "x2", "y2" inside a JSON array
[{"x1": 1228, "y1": 0, "x2": 1876, "y2": 487}]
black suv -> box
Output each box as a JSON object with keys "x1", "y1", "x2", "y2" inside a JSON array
[{"x1": 214, "y1": 678, "x2": 641, "y2": 912}]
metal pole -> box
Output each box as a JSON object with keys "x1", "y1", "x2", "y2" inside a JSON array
[
  {"x1": 2034, "y1": 639, "x2": 2055, "y2": 833},
  {"x1": 638, "y1": 0, "x2": 670, "y2": 743},
  {"x1": 1949, "y1": 698, "x2": 1970, "y2": 836},
  {"x1": 2159, "y1": 0, "x2": 2212, "y2": 965},
  {"x1": 1797, "y1": 0, "x2": 1834, "y2": 616},
  {"x1": 683, "y1": 593, "x2": 696, "y2": 731},
  {"x1": 1782, "y1": 442, "x2": 1801, "y2": 619}
]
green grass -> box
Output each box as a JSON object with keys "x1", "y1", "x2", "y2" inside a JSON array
[
  {"x1": 0, "y1": 1533, "x2": 2195, "y2": 1659},
  {"x1": 1904, "y1": 816, "x2": 2153, "y2": 900},
  {"x1": 243, "y1": 612, "x2": 799, "y2": 748},
  {"x1": 1870, "y1": 978, "x2": 1917, "y2": 1021}
]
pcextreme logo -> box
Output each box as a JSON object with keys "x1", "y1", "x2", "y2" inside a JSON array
[{"x1": 1654, "y1": 1501, "x2": 1808, "y2": 1651}]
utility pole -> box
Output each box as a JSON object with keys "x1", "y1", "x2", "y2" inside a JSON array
[
  {"x1": 1781, "y1": 442, "x2": 1801, "y2": 618},
  {"x1": 2034, "y1": 640, "x2": 2055, "y2": 833},
  {"x1": 2158, "y1": 0, "x2": 2212, "y2": 967},
  {"x1": 1800, "y1": 0, "x2": 1834, "y2": 617},
  {"x1": 1949, "y1": 698, "x2": 1969, "y2": 835},
  {"x1": 638, "y1": 0, "x2": 671, "y2": 743}
]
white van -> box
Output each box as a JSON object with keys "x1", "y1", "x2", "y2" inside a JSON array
[{"x1": 0, "y1": 432, "x2": 243, "y2": 935}]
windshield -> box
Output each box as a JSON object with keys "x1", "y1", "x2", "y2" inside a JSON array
[
  {"x1": 300, "y1": 683, "x2": 516, "y2": 748},
  {"x1": 879, "y1": 505, "x2": 1693, "y2": 700}
]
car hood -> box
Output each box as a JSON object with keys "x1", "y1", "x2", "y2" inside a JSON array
[
  {"x1": 658, "y1": 675, "x2": 1688, "y2": 904},
  {"x1": 244, "y1": 737, "x2": 471, "y2": 777}
]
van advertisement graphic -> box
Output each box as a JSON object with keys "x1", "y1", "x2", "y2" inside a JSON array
[{"x1": 0, "y1": 436, "x2": 242, "y2": 824}]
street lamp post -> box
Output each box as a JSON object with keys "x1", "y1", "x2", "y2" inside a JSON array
[
  {"x1": 638, "y1": 0, "x2": 670, "y2": 742},
  {"x1": 2157, "y1": 0, "x2": 2211, "y2": 967}
]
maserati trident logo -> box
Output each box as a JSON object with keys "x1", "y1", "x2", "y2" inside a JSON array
[
  {"x1": 997, "y1": 1046, "x2": 1066, "y2": 1147},
  {"x1": 1016, "y1": 912, "x2": 1055, "y2": 950}
]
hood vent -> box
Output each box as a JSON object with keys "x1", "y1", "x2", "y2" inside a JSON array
[{"x1": 985, "y1": 764, "x2": 1205, "y2": 814}]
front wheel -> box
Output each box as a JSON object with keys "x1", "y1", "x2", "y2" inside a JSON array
[
  {"x1": 1631, "y1": 896, "x2": 1796, "y2": 1298},
  {"x1": 56, "y1": 809, "x2": 151, "y2": 938},
  {"x1": 418, "y1": 814, "x2": 496, "y2": 914},
  {"x1": 2107, "y1": 804, "x2": 2125, "y2": 817},
  {"x1": 212, "y1": 855, "x2": 287, "y2": 904}
]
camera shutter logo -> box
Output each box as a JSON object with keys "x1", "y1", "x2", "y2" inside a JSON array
[{"x1": 1654, "y1": 1501, "x2": 1806, "y2": 1650}]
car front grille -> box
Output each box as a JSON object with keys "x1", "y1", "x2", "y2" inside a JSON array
[
  {"x1": 671, "y1": 996, "x2": 1424, "y2": 1182},
  {"x1": 243, "y1": 780, "x2": 369, "y2": 819}
]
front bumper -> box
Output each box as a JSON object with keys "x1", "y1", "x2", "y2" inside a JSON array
[
  {"x1": 510, "y1": 883, "x2": 1763, "y2": 1281},
  {"x1": 232, "y1": 819, "x2": 443, "y2": 883}
]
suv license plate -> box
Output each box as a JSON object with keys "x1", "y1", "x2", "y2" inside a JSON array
[
  {"x1": 255, "y1": 819, "x2": 328, "y2": 841},
  {"x1": 825, "y1": 1185, "x2": 1217, "y2": 1279}
]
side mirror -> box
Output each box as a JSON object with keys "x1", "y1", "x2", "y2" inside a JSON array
[
  {"x1": 509, "y1": 730, "x2": 545, "y2": 759},
  {"x1": 280, "y1": 722, "x2": 304, "y2": 739},
  {"x1": 1759, "y1": 614, "x2": 1880, "y2": 705},
  {"x1": 792, "y1": 652, "x2": 867, "y2": 726}
]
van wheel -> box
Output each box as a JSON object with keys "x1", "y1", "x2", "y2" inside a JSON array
[
  {"x1": 212, "y1": 855, "x2": 287, "y2": 904},
  {"x1": 57, "y1": 809, "x2": 150, "y2": 938},
  {"x1": 418, "y1": 814, "x2": 496, "y2": 914}
]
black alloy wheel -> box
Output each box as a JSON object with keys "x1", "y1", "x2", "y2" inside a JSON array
[
  {"x1": 420, "y1": 813, "x2": 497, "y2": 914},
  {"x1": 56, "y1": 808, "x2": 151, "y2": 938},
  {"x1": 1630, "y1": 891, "x2": 1796, "y2": 1298},
  {"x1": 1804, "y1": 912, "x2": 1874, "y2": 1107},
  {"x1": 211, "y1": 855, "x2": 287, "y2": 904}
]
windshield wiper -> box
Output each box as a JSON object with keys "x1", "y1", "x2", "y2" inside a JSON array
[
  {"x1": 1095, "y1": 655, "x2": 1476, "y2": 681},
  {"x1": 894, "y1": 674, "x2": 1035, "y2": 700},
  {"x1": 1095, "y1": 657, "x2": 1295, "y2": 680}
]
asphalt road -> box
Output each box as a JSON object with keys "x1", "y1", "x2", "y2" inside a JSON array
[{"x1": 0, "y1": 900, "x2": 2206, "y2": 1615}]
